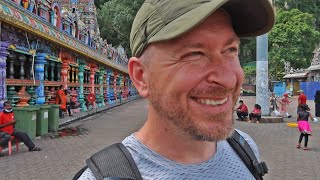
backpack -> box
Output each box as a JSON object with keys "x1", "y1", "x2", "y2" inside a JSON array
[{"x1": 73, "y1": 130, "x2": 268, "y2": 180}]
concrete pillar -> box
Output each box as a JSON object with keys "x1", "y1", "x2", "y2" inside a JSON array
[{"x1": 256, "y1": 34, "x2": 269, "y2": 116}]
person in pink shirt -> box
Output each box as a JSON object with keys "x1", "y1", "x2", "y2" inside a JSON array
[
  {"x1": 280, "y1": 93, "x2": 292, "y2": 118},
  {"x1": 235, "y1": 100, "x2": 248, "y2": 121},
  {"x1": 249, "y1": 104, "x2": 262, "y2": 123}
]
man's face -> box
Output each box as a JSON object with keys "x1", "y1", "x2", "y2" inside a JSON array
[{"x1": 139, "y1": 10, "x2": 244, "y2": 141}]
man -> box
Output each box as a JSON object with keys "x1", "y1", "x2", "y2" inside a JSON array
[
  {"x1": 0, "y1": 101, "x2": 41, "y2": 155},
  {"x1": 77, "y1": 0, "x2": 275, "y2": 179},
  {"x1": 236, "y1": 100, "x2": 249, "y2": 121},
  {"x1": 298, "y1": 90, "x2": 307, "y2": 111}
]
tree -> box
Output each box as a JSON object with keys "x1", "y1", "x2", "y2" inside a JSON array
[
  {"x1": 94, "y1": 0, "x2": 108, "y2": 9},
  {"x1": 274, "y1": 0, "x2": 320, "y2": 30},
  {"x1": 97, "y1": 0, "x2": 144, "y2": 56},
  {"x1": 268, "y1": 9, "x2": 320, "y2": 80},
  {"x1": 239, "y1": 37, "x2": 256, "y2": 65},
  {"x1": 243, "y1": 66, "x2": 256, "y2": 84}
]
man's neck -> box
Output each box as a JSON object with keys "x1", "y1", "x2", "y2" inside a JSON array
[{"x1": 135, "y1": 108, "x2": 217, "y2": 164}]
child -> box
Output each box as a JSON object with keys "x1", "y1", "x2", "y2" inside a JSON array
[
  {"x1": 249, "y1": 104, "x2": 262, "y2": 123},
  {"x1": 296, "y1": 104, "x2": 314, "y2": 150},
  {"x1": 280, "y1": 93, "x2": 292, "y2": 118}
]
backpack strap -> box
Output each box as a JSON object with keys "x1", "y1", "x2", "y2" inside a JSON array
[
  {"x1": 73, "y1": 165, "x2": 88, "y2": 180},
  {"x1": 78, "y1": 143, "x2": 143, "y2": 180},
  {"x1": 227, "y1": 130, "x2": 268, "y2": 180}
]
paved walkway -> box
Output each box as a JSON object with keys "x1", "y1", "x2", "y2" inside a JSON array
[
  {"x1": 58, "y1": 97, "x2": 140, "y2": 126},
  {"x1": 0, "y1": 96, "x2": 319, "y2": 179},
  {"x1": 237, "y1": 96, "x2": 320, "y2": 180}
]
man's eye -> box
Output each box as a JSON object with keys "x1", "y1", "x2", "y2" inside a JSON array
[
  {"x1": 191, "y1": 52, "x2": 201, "y2": 56},
  {"x1": 228, "y1": 47, "x2": 238, "y2": 53},
  {"x1": 190, "y1": 52, "x2": 202, "y2": 56}
]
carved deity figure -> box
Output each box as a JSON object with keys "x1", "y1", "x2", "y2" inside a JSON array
[
  {"x1": 290, "y1": 67, "x2": 294, "y2": 73},
  {"x1": 71, "y1": 24, "x2": 76, "y2": 37},
  {"x1": 102, "y1": 40, "x2": 108, "y2": 55},
  {"x1": 22, "y1": 0, "x2": 30, "y2": 9},
  {"x1": 53, "y1": 9, "x2": 58, "y2": 27},
  {"x1": 28, "y1": 0, "x2": 35, "y2": 12},
  {"x1": 16, "y1": 86, "x2": 31, "y2": 107},
  {"x1": 311, "y1": 48, "x2": 320, "y2": 66},
  {"x1": 284, "y1": 61, "x2": 291, "y2": 74}
]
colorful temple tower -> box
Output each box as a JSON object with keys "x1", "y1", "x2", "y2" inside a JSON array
[{"x1": 0, "y1": 0, "x2": 137, "y2": 111}]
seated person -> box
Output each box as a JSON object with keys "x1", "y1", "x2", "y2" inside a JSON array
[
  {"x1": 0, "y1": 101, "x2": 41, "y2": 156},
  {"x1": 249, "y1": 104, "x2": 262, "y2": 123},
  {"x1": 235, "y1": 100, "x2": 248, "y2": 121}
]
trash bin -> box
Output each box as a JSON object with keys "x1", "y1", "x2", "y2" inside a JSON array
[
  {"x1": 48, "y1": 104, "x2": 60, "y2": 132},
  {"x1": 13, "y1": 106, "x2": 39, "y2": 139},
  {"x1": 35, "y1": 105, "x2": 51, "y2": 136}
]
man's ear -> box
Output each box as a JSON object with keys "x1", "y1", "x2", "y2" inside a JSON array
[{"x1": 128, "y1": 57, "x2": 149, "y2": 97}]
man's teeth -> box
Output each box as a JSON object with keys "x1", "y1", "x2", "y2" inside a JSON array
[{"x1": 197, "y1": 98, "x2": 228, "y2": 106}]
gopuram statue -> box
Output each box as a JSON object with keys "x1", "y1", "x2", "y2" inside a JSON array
[{"x1": 311, "y1": 47, "x2": 320, "y2": 66}]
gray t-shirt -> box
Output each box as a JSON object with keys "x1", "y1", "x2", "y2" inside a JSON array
[{"x1": 79, "y1": 130, "x2": 259, "y2": 180}]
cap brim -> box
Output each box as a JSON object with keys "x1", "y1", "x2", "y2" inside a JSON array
[{"x1": 149, "y1": 0, "x2": 275, "y2": 44}]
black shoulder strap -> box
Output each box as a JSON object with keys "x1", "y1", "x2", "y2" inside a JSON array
[
  {"x1": 227, "y1": 130, "x2": 268, "y2": 180},
  {"x1": 74, "y1": 143, "x2": 143, "y2": 180},
  {"x1": 73, "y1": 165, "x2": 88, "y2": 180}
]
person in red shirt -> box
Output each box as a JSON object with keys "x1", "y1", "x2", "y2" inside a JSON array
[
  {"x1": 249, "y1": 104, "x2": 262, "y2": 123},
  {"x1": 235, "y1": 100, "x2": 248, "y2": 121},
  {"x1": 0, "y1": 101, "x2": 41, "y2": 155},
  {"x1": 56, "y1": 85, "x2": 66, "y2": 118},
  {"x1": 298, "y1": 90, "x2": 307, "y2": 113}
]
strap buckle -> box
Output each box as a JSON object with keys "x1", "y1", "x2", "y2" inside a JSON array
[{"x1": 253, "y1": 161, "x2": 268, "y2": 176}]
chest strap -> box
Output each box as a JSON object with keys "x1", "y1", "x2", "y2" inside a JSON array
[
  {"x1": 86, "y1": 143, "x2": 143, "y2": 180},
  {"x1": 227, "y1": 130, "x2": 268, "y2": 180}
]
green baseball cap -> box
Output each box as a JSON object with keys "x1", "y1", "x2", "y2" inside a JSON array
[{"x1": 130, "y1": 0, "x2": 275, "y2": 57}]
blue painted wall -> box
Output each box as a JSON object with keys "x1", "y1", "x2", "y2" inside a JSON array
[
  {"x1": 300, "y1": 82, "x2": 320, "y2": 100},
  {"x1": 273, "y1": 82, "x2": 286, "y2": 97}
]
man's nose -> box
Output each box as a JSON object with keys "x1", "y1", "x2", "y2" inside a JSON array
[{"x1": 205, "y1": 58, "x2": 239, "y2": 89}]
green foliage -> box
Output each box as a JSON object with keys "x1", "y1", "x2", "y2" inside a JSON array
[
  {"x1": 94, "y1": 0, "x2": 109, "y2": 9},
  {"x1": 243, "y1": 66, "x2": 256, "y2": 77},
  {"x1": 274, "y1": 0, "x2": 320, "y2": 29},
  {"x1": 239, "y1": 37, "x2": 256, "y2": 64},
  {"x1": 97, "y1": 0, "x2": 144, "y2": 56},
  {"x1": 269, "y1": 9, "x2": 320, "y2": 80}
]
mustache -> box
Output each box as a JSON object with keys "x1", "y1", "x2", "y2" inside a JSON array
[{"x1": 189, "y1": 86, "x2": 235, "y2": 97}]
